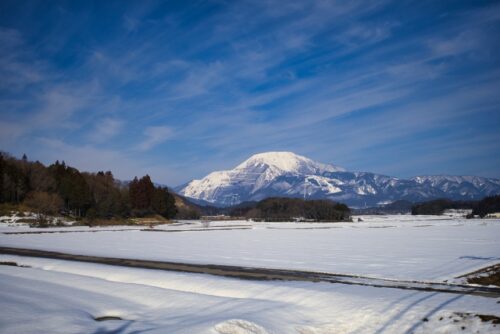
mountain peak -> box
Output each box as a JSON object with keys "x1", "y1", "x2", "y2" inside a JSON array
[
  {"x1": 236, "y1": 151, "x2": 344, "y2": 174},
  {"x1": 237, "y1": 151, "x2": 310, "y2": 172}
]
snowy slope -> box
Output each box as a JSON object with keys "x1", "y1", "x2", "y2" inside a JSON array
[
  {"x1": 177, "y1": 152, "x2": 500, "y2": 206},
  {"x1": 1, "y1": 256, "x2": 498, "y2": 334}
]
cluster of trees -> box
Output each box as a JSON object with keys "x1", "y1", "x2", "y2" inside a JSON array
[
  {"x1": 231, "y1": 197, "x2": 351, "y2": 222},
  {"x1": 0, "y1": 152, "x2": 177, "y2": 221},
  {"x1": 472, "y1": 195, "x2": 500, "y2": 218},
  {"x1": 411, "y1": 196, "x2": 500, "y2": 218},
  {"x1": 411, "y1": 199, "x2": 474, "y2": 215},
  {"x1": 129, "y1": 175, "x2": 176, "y2": 218}
]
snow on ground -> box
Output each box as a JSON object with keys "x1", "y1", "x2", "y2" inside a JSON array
[
  {"x1": 0, "y1": 255, "x2": 498, "y2": 334},
  {"x1": 0, "y1": 211, "x2": 78, "y2": 228},
  {"x1": 1, "y1": 216, "x2": 499, "y2": 281},
  {"x1": 0, "y1": 223, "x2": 143, "y2": 233}
]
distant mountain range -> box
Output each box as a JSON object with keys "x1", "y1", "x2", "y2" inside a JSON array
[{"x1": 176, "y1": 152, "x2": 500, "y2": 207}]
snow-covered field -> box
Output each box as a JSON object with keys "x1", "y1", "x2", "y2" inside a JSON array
[
  {"x1": 1, "y1": 215, "x2": 498, "y2": 281},
  {"x1": 1, "y1": 215, "x2": 499, "y2": 333}
]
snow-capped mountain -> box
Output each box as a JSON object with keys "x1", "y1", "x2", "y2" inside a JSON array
[{"x1": 176, "y1": 152, "x2": 500, "y2": 207}]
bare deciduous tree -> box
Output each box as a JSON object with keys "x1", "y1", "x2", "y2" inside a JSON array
[{"x1": 24, "y1": 191, "x2": 63, "y2": 227}]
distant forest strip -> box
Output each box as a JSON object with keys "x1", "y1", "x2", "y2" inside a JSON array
[
  {"x1": 227, "y1": 197, "x2": 351, "y2": 222},
  {"x1": 0, "y1": 152, "x2": 177, "y2": 223},
  {"x1": 411, "y1": 196, "x2": 500, "y2": 217}
]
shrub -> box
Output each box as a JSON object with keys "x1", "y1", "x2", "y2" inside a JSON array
[{"x1": 23, "y1": 191, "x2": 63, "y2": 226}]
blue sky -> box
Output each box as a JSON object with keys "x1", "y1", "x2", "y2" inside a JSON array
[{"x1": 1, "y1": 0, "x2": 499, "y2": 186}]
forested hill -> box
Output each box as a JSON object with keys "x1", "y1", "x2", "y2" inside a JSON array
[
  {"x1": 0, "y1": 152, "x2": 177, "y2": 220},
  {"x1": 228, "y1": 197, "x2": 351, "y2": 222},
  {"x1": 411, "y1": 196, "x2": 500, "y2": 217}
]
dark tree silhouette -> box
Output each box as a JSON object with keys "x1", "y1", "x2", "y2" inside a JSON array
[{"x1": 0, "y1": 152, "x2": 179, "y2": 221}]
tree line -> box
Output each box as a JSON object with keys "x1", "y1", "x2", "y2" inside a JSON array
[
  {"x1": 0, "y1": 152, "x2": 177, "y2": 220},
  {"x1": 411, "y1": 196, "x2": 500, "y2": 217},
  {"x1": 230, "y1": 197, "x2": 351, "y2": 222}
]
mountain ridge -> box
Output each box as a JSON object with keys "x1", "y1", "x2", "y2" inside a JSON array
[{"x1": 176, "y1": 152, "x2": 500, "y2": 207}]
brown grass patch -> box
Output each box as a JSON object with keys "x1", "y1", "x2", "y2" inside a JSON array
[
  {"x1": 459, "y1": 263, "x2": 500, "y2": 286},
  {"x1": 477, "y1": 314, "x2": 500, "y2": 324}
]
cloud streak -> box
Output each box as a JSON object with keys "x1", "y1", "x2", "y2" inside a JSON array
[
  {"x1": 87, "y1": 118, "x2": 124, "y2": 143},
  {"x1": 136, "y1": 126, "x2": 174, "y2": 151}
]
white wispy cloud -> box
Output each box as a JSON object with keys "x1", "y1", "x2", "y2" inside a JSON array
[
  {"x1": 87, "y1": 118, "x2": 124, "y2": 143},
  {"x1": 136, "y1": 126, "x2": 174, "y2": 151},
  {"x1": 0, "y1": 27, "x2": 45, "y2": 91}
]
